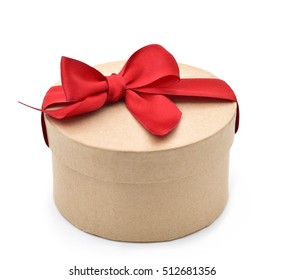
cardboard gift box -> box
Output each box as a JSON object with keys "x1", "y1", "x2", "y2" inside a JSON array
[
  {"x1": 21, "y1": 45, "x2": 238, "y2": 242},
  {"x1": 42, "y1": 53, "x2": 237, "y2": 242}
]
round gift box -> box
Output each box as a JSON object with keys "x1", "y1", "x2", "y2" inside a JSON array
[{"x1": 45, "y1": 61, "x2": 237, "y2": 242}]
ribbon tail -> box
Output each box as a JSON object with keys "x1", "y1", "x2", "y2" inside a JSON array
[
  {"x1": 235, "y1": 103, "x2": 239, "y2": 133},
  {"x1": 125, "y1": 90, "x2": 182, "y2": 136},
  {"x1": 138, "y1": 78, "x2": 239, "y2": 132},
  {"x1": 41, "y1": 113, "x2": 49, "y2": 146}
]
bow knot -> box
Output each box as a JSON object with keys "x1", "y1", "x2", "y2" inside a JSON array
[{"x1": 106, "y1": 74, "x2": 126, "y2": 103}]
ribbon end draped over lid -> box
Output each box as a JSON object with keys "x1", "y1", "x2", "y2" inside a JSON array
[{"x1": 24, "y1": 44, "x2": 239, "y2": 146}]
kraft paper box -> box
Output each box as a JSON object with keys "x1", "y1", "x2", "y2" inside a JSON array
[
  {"x1": 22, "y1": 45, "x2": 238, "y2": 242},
  {"x1": 43, "y1": 60, "x2": 237, "y2": 242}
]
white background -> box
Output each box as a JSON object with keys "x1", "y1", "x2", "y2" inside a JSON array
[{"x1": 1, "y1": 0, "x2": 284, "y2": 279}]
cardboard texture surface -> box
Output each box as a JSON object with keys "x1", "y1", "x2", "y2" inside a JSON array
[{"x1": 45, "y1": 62, "x2": 237, "y2": 242}]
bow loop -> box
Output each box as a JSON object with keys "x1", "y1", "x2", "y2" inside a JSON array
[
  {"x1": 120, "y1": 44, "x2": 180, "y2": 89},
  {"x1": 61, "y1": 56, "x2": 107, "y2": 102}
]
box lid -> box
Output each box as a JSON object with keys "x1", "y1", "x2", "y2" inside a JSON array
[{"x1": 45, "y1": 62, "x2": 236, "y2": 183}]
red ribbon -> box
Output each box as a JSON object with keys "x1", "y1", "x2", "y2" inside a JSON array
[{"x1": 21, "y1": 44, "x2": 239, "y2": 146}]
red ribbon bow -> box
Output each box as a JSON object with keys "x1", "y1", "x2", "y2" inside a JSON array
[{"x1": 21, "y1": 44, "x2": 239, "y2": 146}]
